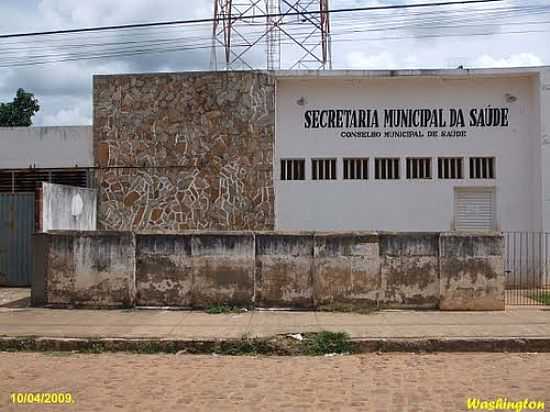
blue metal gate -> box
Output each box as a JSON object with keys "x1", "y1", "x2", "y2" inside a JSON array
[{"x1": 0, "y1": 193, "x2": 35, "y2": 286}]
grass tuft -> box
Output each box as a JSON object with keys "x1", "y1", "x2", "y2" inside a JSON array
[
  {"x1": 206, "y1": 304, "x2": 247, "y2": 314},
  {"x1": 303, "y1": 331, "x2": 353, "y2": 356},
  {"x1": 529, "y1": 292, "x2": 550, "y2": 305}
]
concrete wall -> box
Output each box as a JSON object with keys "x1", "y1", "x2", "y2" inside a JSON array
[
  {"x1": 135, "y1": 232, "x2": 255, "y2": 307},
  {"x1": 0, "y1": 126, "x2": 93, "y2": 169},
  {"x1": 256, "y1": 232, "x2": 315, "y2": 308},
  {"x1": 314, "y1": 233, "x2": 380, "y2": 306},
  {"x1": 32, "y1": 232, "x2": 135, "y2": 307},
  {"x1": 379, "y1": 233, "x2": 440, "y2": 308},
  {"x1": 93, "y1": 71, "x2": 275, "y2": 232},
  {"x1": 440, "y1": 233, "x2": 505, "y2": 310},
  {"x1": 42, "y1": 183, "x2": 97, "y2": 232},
  {"x1": 135, "y1": 234, "x2": 193, "y2": 306},
  {"x1": 33, "y1": 231, "x2": 504, "y2": 310},
  {"x1": 275, "y1": 73, "x2": 540, "y2": 233}
]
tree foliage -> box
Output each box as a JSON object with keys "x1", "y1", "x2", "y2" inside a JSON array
[{"x1": 0, "y1": 89, "x2": 40, "y2": 127}]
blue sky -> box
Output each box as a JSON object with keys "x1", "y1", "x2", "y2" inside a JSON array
[{"x1": 0, "y1": 0, "x2": 548, "y2": 125}]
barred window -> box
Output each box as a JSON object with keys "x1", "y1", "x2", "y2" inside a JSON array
[
  {"x1": 312, "y1": 158, "x2": 337, "y2": 180},
  {"x1": 280, "y1": 159, "x2": 305, "y2": 181},
  {"x1": 343, "y1": 158, "x2": 368, "y2": 180},
  {"x1": 469, "y1": 157, "x2": 496, "y2": 179},
  {"x1": 0, "y1": 169, "x2": 89, "y2": 192},
  {"x1": 438, "y1": 157, "x2": 464, "y2": 179},
  {"x1": 374, "y1": 158, "x2": 400, "y2": 180},
  {"x1": 406, "y1": 158, "x2": 432, "y2": 179}
]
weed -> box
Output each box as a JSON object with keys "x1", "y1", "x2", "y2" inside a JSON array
[
  {"x1": 213, "y1": 336, "x2": 272, "y2": 356},
  {"x1": 529, "y1": 292, "x2": 550, "y2": 305},
  {"x1": 303, "y1": 331, "x2": 353, "y2": 356},
  {"x1": 206, "y1": 304, "x2": 247, "y2": 314},
  {"x1": 82, "y1": 343, "x2": 105, "y2": 354}
]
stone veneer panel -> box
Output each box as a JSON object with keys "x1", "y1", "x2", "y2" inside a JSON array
[{"x1": 93, "y1": 71, "x2": 275, "y2": 232}]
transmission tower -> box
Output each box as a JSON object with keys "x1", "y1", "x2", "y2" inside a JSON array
[{"x1": 210, "y1": 0, "x2": 332, "y2": 71}]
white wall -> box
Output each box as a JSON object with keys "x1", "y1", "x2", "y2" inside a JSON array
[
  {"x1": 42, "y1": 183, "x2": 97, "y2": 232},
  {"x1": 539, "y1": 69, "x2": 550, "y2": 232},
  {"x1": 275, "y1": 73, "x2": 540, "y2": 232},
  {"x1": 0, "y1": 126, "x2": 93, "y2": 169}
]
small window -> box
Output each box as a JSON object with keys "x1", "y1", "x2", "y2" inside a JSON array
[
  {"x1": 343, "y1": 158, "x2": 368, "y2": 180},
  {"x1": 312, "y1": 158, "x2": 337, "y2": 180},
  {"x1": 280, "y1": 159, "x2": 305, "y2": 181},
  {"x1": 406, "y1": 158, "x2": 432, "y2": 179},
  {"x1": 438, "y1": 157, "x2": 464, "y2": 179},
  {"x1": 469, "y1": 157, "x2": 495, "y2": 179},
  {"x1": 375, "y1": 158, "x2": 400, "y2": 180}
]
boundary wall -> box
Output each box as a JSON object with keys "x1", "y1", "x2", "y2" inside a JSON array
[{"x1": 32, "y1": 231, "x2": 504, "y2": 311}]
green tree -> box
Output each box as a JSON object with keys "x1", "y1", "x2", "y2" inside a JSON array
[{"x1": 0, "y1": 89, "x2": 40, "y2": 127}]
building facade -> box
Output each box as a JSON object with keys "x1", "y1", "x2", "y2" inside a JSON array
[
  {"x1": 93, "y1": 67, "x2": 550, "y2": 234},
  {"x1": 0, "y1": 126, "x2": 93, "y2": 285}
]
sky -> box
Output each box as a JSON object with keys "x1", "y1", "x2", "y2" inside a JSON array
[{"x1": 0, "y1": 0, "x2": 548, "y2": 126}]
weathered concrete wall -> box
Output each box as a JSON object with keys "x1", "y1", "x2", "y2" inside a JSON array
[
  {"x1": 42, "y1": 183, "x2": 97, "y2": 232},
  {"x1": 31, "y1": 233, "x2": 49, "y2": 306},
  {"x1": 135, "y1": 234, "x2": 192, "y2": 306},
  {"x1": 93, "y1": 71, "x2": 275, "y2": 232},
  {"x1": 314, "y1": 233, "x2": 380, "y2": 306},
  {"x1": 135, "y1": 232, "x2": 254, "y2": 307},
  {"x1": 255, "y1": 233, "x2": 314, "y2": 308},
  {"x1": 379, "y1": 233, "x2": 440, "y2": 308},
  {"x1": 32, "y1": 232, "x2": 135, "y2": 308},
  {"x1": 191, "y1": 233, "x2": 255, "y2": 307},
  {"x1": 440, "y1": 233, "x2": 505, "y2": 311},
  {"x1": 33, "y1": 231, "x2": 505, "y2": 310}
]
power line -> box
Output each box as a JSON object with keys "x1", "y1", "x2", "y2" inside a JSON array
[
  {"x1": 0, "y1": 0, "x2": 505, "y2": 39},
  {"x1": 1, "y1": 26, "x2": 547, "y2": 69}
]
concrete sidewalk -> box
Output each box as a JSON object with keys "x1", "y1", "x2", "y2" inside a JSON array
[
  {"x1": 1, "y1": 288, "x2": 550, "y2": 352},
  {"x1": 1, "y1": 305, "x2": 550, "y2": 340}
]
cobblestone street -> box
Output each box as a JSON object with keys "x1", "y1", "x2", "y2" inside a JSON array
[{"x1": 1, "y1": 352, "x2": 549, "y2": 411}]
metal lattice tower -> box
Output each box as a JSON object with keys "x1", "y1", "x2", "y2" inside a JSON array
[{"x1": 210, "y1": 0, "x2": 332, "y2": 71}]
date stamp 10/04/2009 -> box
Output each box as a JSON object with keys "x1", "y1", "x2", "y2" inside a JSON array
[{"x1": 10, "y1": 392, "x2": 75, "y2": 405}]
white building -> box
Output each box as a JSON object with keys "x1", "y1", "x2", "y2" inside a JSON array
[{"x1": 274, "y1": 66, "x2": 550, "y2": 234}]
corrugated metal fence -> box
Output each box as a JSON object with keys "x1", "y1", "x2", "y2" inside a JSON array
[
  {"x1": 505, "y1": 232, "x2": 550, "y2": 306},
  {"x1": 0, "y1": 193, "x2": 35, "y2": 286}
]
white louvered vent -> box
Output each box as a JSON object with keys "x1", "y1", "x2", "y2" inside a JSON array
[{"x1": 454, "y1": 187, "x2": 496, "y2": 232}]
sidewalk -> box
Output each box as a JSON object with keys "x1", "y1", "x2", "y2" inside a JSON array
[
  {"x1": 1, "y1": 288, "x2": 550, "y2": 352},
  {"x1": 2, "y1": 306, "x2": 550, "y2": 339}
]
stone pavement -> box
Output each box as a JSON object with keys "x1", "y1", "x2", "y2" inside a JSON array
[
  {"x1": 1, "y1": 289, "x2": 549, "y2": 341},
  {"x1": 1, "y1": 352, "x2": 550, "y2": 412}
]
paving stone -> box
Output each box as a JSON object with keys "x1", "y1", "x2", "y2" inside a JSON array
[{"x1": 1, "y1": 353, "x2": 549, "y2": 411}]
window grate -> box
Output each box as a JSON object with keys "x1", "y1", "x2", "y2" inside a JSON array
[
  {"x1": 438, "y1": 157, "x2": 464, "y2": 179},
  {"x1": 406, "y1": 158, "x2": 432, "y2": 179},
  {"x1": 343, "y1": 158, "x2": 368, "y2": 180},
  {"x1": 0, "y1": 169, "x2": 89, "y2": 192},
  {"x1": 374, "y1": 158, "x2": 400, "y2": 180},
  {"x1": 280, "y1": 159, "x2": 305, "y2": 181},
  {"x1": 312, "y1": 159, "x2": 337, "y2": 180},
  {"x1": 469, "y1": 157, "x2": 495, "y2": 179}
]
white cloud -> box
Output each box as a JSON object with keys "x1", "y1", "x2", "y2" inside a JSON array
[
  {"x1": 473, "y1": 53, "x2": 544, "y2": 68},
  {"x1": 42, "y1": 107, "x2": 91, "y2": 126},
  {"x1": 345, "y1": 51, "x2": 398, "y2": 69}
]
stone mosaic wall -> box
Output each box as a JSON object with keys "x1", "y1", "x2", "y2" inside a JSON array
[{"x1": 93, "y1": 71, "x2": 275, "y2": 232}]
